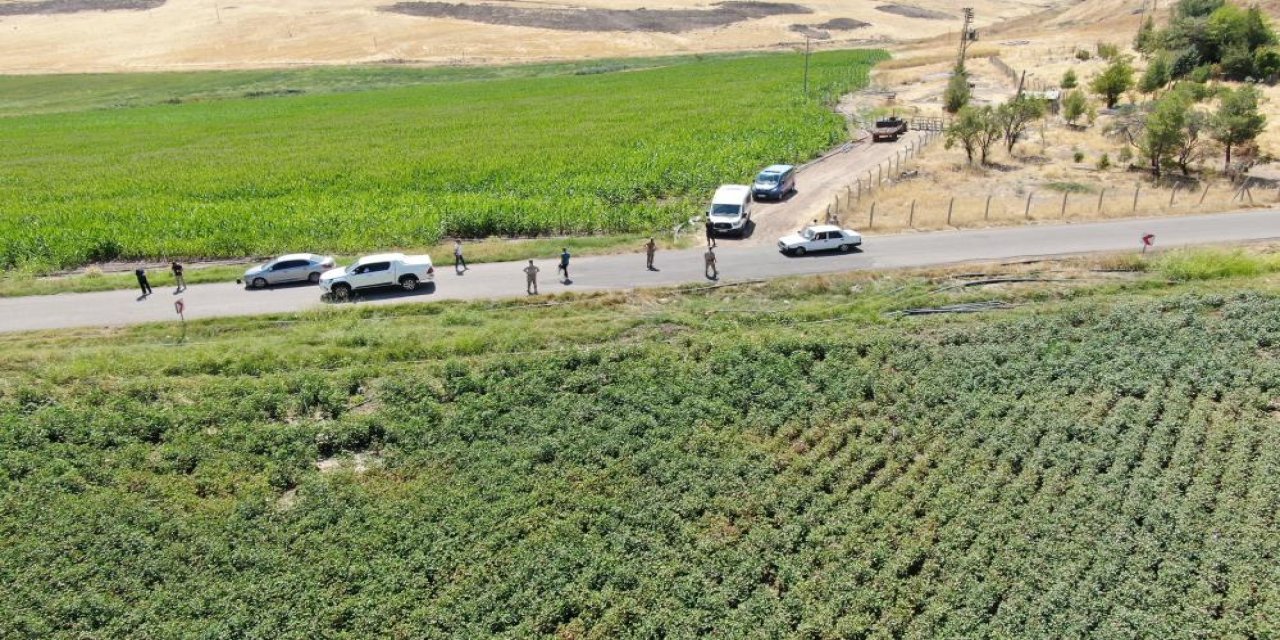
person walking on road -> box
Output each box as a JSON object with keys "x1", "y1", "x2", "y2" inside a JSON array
[
  {"x1": 453, "y1": 239, "x2": 468, "y2": 274},
  {"x1": 704, "y1": 220, "x2": 716, "y2": 248},
  {"x1": 704, "y1": 248, "x2": 718, "y2": 281},
  {"x1": 557, "y1": 248, "x2": 571, "y2": 283},
  {"x1": 170, "y1": 261, "x2": 186, "y2": 292},
  {"x1": 524, "y1": 260, "x2": 540, "y2": 295},
  {"x1": 644, "y1": 238, "x2": 657, "y2": 271},
  {"x1": 135, "y1": 268, "x2": 153, "y2": 298}
]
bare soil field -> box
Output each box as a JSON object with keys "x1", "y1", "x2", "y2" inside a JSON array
[
  {"x1": 0, "y1": 0, "x2": 1064, "y2": 73},
  {"x1": 0, "y1": 0, "x2": 159, "y2": 15},
  {"x1": 383, "y1": 1, "x2": 811, "y2": 34}
]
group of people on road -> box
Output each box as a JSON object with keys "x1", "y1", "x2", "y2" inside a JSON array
[
  {"x1": 455, "y1": 231, "x2": 719, "y2": 297},
  {"x1": 134, "y1": 261, "x2": 186, "y2": 299}
]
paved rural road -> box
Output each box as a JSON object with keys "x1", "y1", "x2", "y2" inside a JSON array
[{"x1": 3, "y1": 210, "x2": 1279, "y2": 333}]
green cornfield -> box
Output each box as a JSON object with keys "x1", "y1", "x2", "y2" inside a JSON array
[{"x1": 0, "y1": 50, "x2": 885, "y2": 271}]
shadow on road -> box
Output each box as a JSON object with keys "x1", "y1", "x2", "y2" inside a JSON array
[
  {"x1": 780, "y1": 247, "x2": 865, "y2": 259},
  {"x1": 321, "y1": 283, "x2": 438, "y2": 304},
  {"x1": 242, "y1": 280, "x2": 319, "y2": 292}
]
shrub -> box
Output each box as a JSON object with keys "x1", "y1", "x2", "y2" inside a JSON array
[
  {"x1": 1076, "y1": 49, "x2": 1092, "y2": 61},
  {"x1": 1073, "y1": 150, "x2": 1085, "y2": 162},
  {"x1": 1097, "y1": 153, "x2": 1112, "y2": 170}
]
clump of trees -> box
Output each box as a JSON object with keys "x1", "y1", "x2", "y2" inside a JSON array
[
  {"x1": 1107, "y1": 83, "x2": 1266, "y2": 177},
  {"x1": 1135, "y1": 0, "x2": 1280, "y2": 82},
  {"x1": 946, "y1": 95, "x2": 1048, "y2": 164}
]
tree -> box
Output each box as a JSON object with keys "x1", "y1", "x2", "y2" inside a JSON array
[
  {"x1": 1174, "y1": 109, "x2": 1209, "y2": 175},
  {"x1": 1061, "y1": 69, "x2": 1078, "y2": 89},
  {"x1": 943, "y1": 67, "x2": 971, "y2": 114},
  {"x1": 1138, "y1": 53, "x2": 1172, "y2": 95},
  {"x1": 1105, "y1": 106, "x2": 1147, "y2": 154},
  {"x1": 1142, "y1": 92, "x2": 1190, "y2": 179},
  {"x1": 1063, "y1": 90, "x2": 1089, "y2": 125},
  {"x1": 1135, "y1": 15, "x2": 1158, "y2": 53},
  {"x1": 1209, "y1": 84, "x2": 1266, "y2": 171},
  {"x1": 1091, "y1": 57, "x2": 1135, "y2": 108},
  {"x1": 945, "y1": 106, "x2": 1001, "y2": 165},
  {"x1": 998, "y1": 96, "x2": 1047, "y2": 153}
]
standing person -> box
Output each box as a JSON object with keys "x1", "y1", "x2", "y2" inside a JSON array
[
  {"x1": 523, "y1": 260, "x2": 540, "y2": 295},
  {"x1": 453, "y1": 238, "x2": 468, "y2": 274},
  {"x1": 704, "y1": 220, "x2": 716, "y2": 248},
  {"x1": 558, "y1": 248, "x2": 571, "y2": 283},
  {"x1": 135, "y1": 267, "x2": 152, "y2": 297},
  {"x1": 644, "y1": 237, "x2": 657, "y2": 271},
  {"x1": 170, "y1": 261, "x2": 186, "y2": 292},
  {"x1": 704, "y1": 248, "x2": 718, "y2": 280}
]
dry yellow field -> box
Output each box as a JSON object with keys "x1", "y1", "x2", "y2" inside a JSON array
[{"x1": 0, "y1": 0, "x2": 1061, "y2": 73}]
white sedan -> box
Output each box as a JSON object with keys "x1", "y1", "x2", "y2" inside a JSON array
[{"x1": 777, "y1": 224, "x2": 863, "y2": 256}]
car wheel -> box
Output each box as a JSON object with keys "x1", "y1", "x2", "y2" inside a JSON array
[
  {"x1": 252, "y1": 277, "x2": 267, "y2": 289},
  {"x1": 400, "y1": 275, "x2": 419, "y2": 291},
  {"x1": 331, "y1": 283, "x2": 352, "y2": 301},
  {"x1": 794, "y1": 247, "x2": 806, "y2": 256},
  {"x1": 308, "y1": 272, "x2": 321, "y2": 284},
  {"x1": 838, "y1": 244, "x2": 852, "y2": 253}
]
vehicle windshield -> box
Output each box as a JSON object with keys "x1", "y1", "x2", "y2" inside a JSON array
[
  {"x1": 710, "y1": 204, "x2": 741, "y2": 216},
  {"x1": 801, "y1": 228, "x2": 816, "y2": 239},
  {"x1": 756, "y1": 172, "x2": 781, "y2": 184}
]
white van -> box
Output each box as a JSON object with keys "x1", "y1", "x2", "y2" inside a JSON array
[{"x1": 707, "y1": 184, "x2": 752, "y2": 236}]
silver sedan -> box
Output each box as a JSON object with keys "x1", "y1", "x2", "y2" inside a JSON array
[{"x1": 242, "y1": 253, "x2": 336, "y2": 288}]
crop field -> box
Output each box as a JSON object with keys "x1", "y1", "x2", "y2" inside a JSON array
[
  {"x1": 0, "y1": 50, "x2": 884, "y2": 272},
  {"x1": 2, "y1": 256, "x2": 1278, "y2": 637}
]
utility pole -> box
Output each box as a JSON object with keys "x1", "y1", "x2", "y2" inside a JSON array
[
  {"x1": 957, "y1": 8, "x2": 975, "y2": 70},
  {"x1": 803, "y1": 36, "x2": 811, "y2": 95}
]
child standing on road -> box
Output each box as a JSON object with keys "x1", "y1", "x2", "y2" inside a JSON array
[
  {"x1": 453, "y1": 239, "x2": 468, "y2": 274},
  {"x1": 135, "y1": 268, "x2": 152, "y2": 297},
  {"x1": 524, "y1": 260, "x2": 540, "y2": 295},
  {"x1": 644, "y1": 238, "x2": 657, "y2": 271},
  {"x1": 558, "y1": 248, "x2": 571, "y2": 283},
  {"x1": 171, "y1": 261, "x2": 186, "y2": 292},
  {"x1": 704, "y1": 249, "x2": 718, "y2": 281}
]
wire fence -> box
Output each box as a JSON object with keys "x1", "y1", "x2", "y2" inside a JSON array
[{"x1": 838, "y1": 177, "x2": 1275, "y2": 232}]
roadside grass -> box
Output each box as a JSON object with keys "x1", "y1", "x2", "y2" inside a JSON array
[
  {"x1": 0, "y1": 233, "x2": 696, "y2": 297},
  {"x1": 3, "y1": 250, "x2": 1279, "y2": 637},
  {"x1": 0, "y1": 49, "x2": 885, "y2": 272},
  {"x1": 1154, "y1": 247, "x2": 1280, "y2": 281}
]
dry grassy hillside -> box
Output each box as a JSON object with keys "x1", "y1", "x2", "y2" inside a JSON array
[{"x1": 0, "y1": 0, "x2": 1065, "y2": 73}]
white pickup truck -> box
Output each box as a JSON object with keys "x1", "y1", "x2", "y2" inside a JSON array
[{"x1": 319, "y1": 253, "x2": 434, "y2": 299}]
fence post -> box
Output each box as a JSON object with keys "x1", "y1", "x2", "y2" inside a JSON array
[
  {"x1": 909, "y1": 200, "x2": 916, "y2": 227},
  {"x1": 985, "y1": 194, "x2": 992, "y2": 221},
  {"x1": 878, "y1": 164, "x2": 883, "y2": 184},
  {"x1": 1024, "y1": 192, "x2": 1033, "y2": 219},
  {"x1": 1097, "y1": 188, "x2": 1106, "y2": 214},
  {"x1": 947, "y1": 197, "x2": 955, "y2": 225},
  {"x1": 1060, "y1": 192, "x2": 1068, "y2": 218},
  {"x1": 869, "y1": 201, "x2": 876, "y2": 228},
  {"x1": 856, "y1": 180, "x2": 862, "y2": 200},
  {"x1": 1133, "y1": 185, "x2": 1140, "y2": 213},
  {"x1": 1169, "y1": 183, "x2": 1178, "y2": 206}
]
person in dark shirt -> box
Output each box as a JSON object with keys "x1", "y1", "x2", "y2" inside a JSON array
[
  {"x1": 558, "y1": 248, "x2": 571, "y2": 283},
  {"x1": 171, "y1": 261, "x2": 186, "y2": 292},
  {"x1": 705, "y1": 220, "x2": 716, "y2": 248},
  {"x1": 135, "y1": 268, "x2": 152, "y2": 297}
]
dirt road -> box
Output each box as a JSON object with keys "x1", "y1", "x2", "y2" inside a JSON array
[{"x1": 746, "y1": 130, "x2": 928, "y2": 244}]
